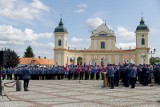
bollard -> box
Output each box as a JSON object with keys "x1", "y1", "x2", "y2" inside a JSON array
[
  {"x1": 16, "y1": 80, "x2": 21, "y2": 91},
  {"x1": 0, "y1": 80, "x2": 2, "y2": 95}
]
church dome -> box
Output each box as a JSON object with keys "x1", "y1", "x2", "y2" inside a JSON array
[
  {"x1": 136, "y1": 17, "x2": 149, "y2": 31},
  {"x1": 54, "y1": 18, "x2": 68, "y2": 33}
]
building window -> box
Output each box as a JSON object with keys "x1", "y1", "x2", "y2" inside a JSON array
[
  {"x1": 141, "y1": 35, "x2": 145, "y2": 45},
  {"x1": 58, "y1": 39, "x2": 61, "y2": 46},
  {"x1": 101, "y1": 42, "x2": 105, "y2": 49}
]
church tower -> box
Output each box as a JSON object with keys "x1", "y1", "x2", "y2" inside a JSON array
[
  {"x1": 54, "y1": 18, "x2": 68, "y2": 66},
  {"x1": 136, "y1": 17, "x2": 149, "y2": 48},
  {"x1": 54, "y1": 18, "x2": 68, "y2": 49},
  {"x1": 135, "y1": 17, "x2": 150, "y2": 64}
]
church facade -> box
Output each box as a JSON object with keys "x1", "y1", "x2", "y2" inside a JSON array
[{"x1": 54, "y1": 17, "x2": 150, "y2": 66}]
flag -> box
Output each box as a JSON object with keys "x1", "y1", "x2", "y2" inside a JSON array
[
  {"x1": 77, "y1": 64, "x2": 81, "y2": 74},
  {"x1": 88, "y1": 63, "x2": 90, "y2": 71},
  {"x1": 65, "y1": 56, "x2": 68, "y2": 72},
  {"x1": 83, "y1": 58, "x2": 86, "y2": 67},
  {"x1": 65, "y1": 63, "x2": 68, "y2": 72}
]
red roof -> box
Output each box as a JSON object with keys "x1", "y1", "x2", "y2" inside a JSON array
[{"x1": 19, "y1": 58, "x2": 54, "y2": 65}]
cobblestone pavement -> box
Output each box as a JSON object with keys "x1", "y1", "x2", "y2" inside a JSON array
[{"x1": 0, "y1": 80, "x2": 160, "y2": 107}]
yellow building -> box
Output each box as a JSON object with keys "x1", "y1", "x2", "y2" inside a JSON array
[{"x1": 54, "y1": 17, "x2": 150, "y2": 66}]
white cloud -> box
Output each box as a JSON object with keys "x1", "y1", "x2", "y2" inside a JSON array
[
  {"x1": 69, "y1": 37, "x2": 90, "y2": 49},
  {"x1": 0, "y1": 25, "x2": 54, "y2": 58},
  {"x1": 85, "y1": 17, "x2": 104, "y2": 32},
  {"x1": 0, "y1": 25, "x2": 52, "y2": 42},
  {"x1": 116, "y1": 43, "x2": 136, "y2": 49},
  {"x1": 0, "y1": 0, "x2": 15, "y2": 9},
  {"x1": 75, "y1": 9, "x2": 85, "y2": 14},
  {"x1": 77, "y1": 4, "x2": 87, "y2": 8},
  {"x1": 0, "y1": 40, "x2": 24, "y2": 45},
  {"x1": 0, "y1": 0, "x2": 49, "y2": 20},
  {"x1": 75, "y1": 3, "x2": 87, "y2": 14},
  {"x1": 31, "y1": 42, "x2": 54, "y2": 49},
  {"x1": 31, "y1": 0, "x2": 49, "y2": 11},
  {"x1": 116, "y1": 27, "x2": 135, "y2": 40}
]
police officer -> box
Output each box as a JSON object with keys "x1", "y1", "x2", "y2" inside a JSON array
[
  {"x1": 129, "y1": 65, "x2": 137, "y2": 88},
  {"x1": 22, "y1": 66, "x2": 30, "y2": 91},
  {"x1": 107, "y1": 65, "x2": 115, "y2": 89},
  {"x1": 2, "y1": 68, "x2": 6, "y2": 80}
]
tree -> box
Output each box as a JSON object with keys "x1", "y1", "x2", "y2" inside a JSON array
[
  {"x1": 0, "y1": 48, "x2": 20, "y2": 68},
  {"x1": 23, "y1": 45, "x2": 35, "y2": 58},
  {"x1": 150, "y1": 57, "x2": 160, "y2": 65},
  {"x1": 77, "y1": 57, "x2": 82, "y2": 65}
]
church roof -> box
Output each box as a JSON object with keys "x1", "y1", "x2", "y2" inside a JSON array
[
  {"x1": 92, "y1": 23, "x2": 114, "y2": 36},
  {"x1": 54, "y1": 18, "x2": 68, "y2": 33},
  {"x1": 136, "y1": 17, "x2": 149, "y2": 31}
]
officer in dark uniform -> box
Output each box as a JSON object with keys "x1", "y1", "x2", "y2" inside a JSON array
[
  {"x1": 129, "y1": 65, "x2": 137, "y2": 88},
  {"x1": 114, "y1": 66, "x2": 120, "y2": 86},
  {"x1": 74, "y1": 66, "x2": 78, "y2": 80},
  {"x1": 90, "y1": 66, "x2": 94, "y2": 80},
  {"x1": 22, "y1": 66, "x2": 30, "y2": 91},
  {"x1": 2, "y1": 68, "x2": 6, "y2": 80},
  {"x1": 107, "y1": 65, "x2": 115, "y2": 89},
  {"x1": 96, "y1": 66, "x2": 100, "y2": 80}
]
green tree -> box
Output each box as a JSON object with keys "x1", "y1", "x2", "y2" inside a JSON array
[
  {"x1": 150, "y1": 57, "x2": 160, "y2": 65},
  {"x1": 77, "y1": 57, "x2": 82, "y2": 65},
  {"x1": 23, "y1": 45, "x2": 35, "y2": 58},
  {"x1": 2, "y1": 48, "x2": 20, "y2": 68}
]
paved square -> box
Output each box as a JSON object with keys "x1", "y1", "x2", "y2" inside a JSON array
[{"x1": 0, "y1": 80, "x2": 160, "y2": 107}]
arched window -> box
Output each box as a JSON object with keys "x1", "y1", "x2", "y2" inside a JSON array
[
  {"x1": 141, "y1": 35, "x2": 145, "y2": 45},
  {"x1": 101, "y1": 42, "x2": 105, "y2": 49},
  {"x1": 58, "y1": 39, "x2": 61, "y2": 46}
]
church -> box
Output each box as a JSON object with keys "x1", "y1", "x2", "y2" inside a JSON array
[{"x1": 54, "y1": 17, "x2": 150, "y2": 66}]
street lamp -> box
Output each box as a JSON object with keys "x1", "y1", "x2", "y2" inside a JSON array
[
  {"x1": 149, "y1": 48, "x2": 156, "y2": 64},
  {"x1": 92, "y1": 57, "x2": 97, "y2": 66},
  {"x1": 141, "y1": 55, "x2": 146, "y2": 64}
]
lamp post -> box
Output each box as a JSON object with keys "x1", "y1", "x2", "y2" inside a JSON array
[
  {"x1": 141, "y1": 55, "x2": 146, "y2": 64},
  {"x1": 149, "y1": 48, "x2": 156, "y2": 65},
  {"x1": 92, "y1": 57, "x2": 97, "y2": 66}
]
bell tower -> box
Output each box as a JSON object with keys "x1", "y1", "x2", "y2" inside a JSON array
[
  {"x1": 54, "y1": 18, "x2": 68, "y2": 49},
  {"x1": 135, "y1": 17, "x2": 149, "y2": 48},
  {"x1": 135, "y1": 17, "x2": 150, "y2": 65},
  {"x1": 54, "y1": 18, "x2": 68, "y2": 66}
]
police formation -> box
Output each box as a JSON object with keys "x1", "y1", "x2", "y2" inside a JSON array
[{"x1": 1, "y1": 64, "x2": 160, "y2": 89}]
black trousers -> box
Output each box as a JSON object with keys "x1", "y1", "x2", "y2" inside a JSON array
[
  {"x1": 129, "y1": 77, "x2": 136, "y2": 88},
  {"x1": 109, "y1": 77, "x2": 114, "y2": 88},
  {"x1": 23, "y1": 79, "x2": 29, "y2": 91}
]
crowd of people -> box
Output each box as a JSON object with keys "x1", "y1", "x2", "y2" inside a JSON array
[{"x1": 1, "y1": 64, "x2": 160, "y2": 89}]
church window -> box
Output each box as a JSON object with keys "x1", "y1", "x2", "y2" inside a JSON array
[
  {"x1": 58, "y1": 39, "x2": 61, "y2": 46},
  {"x1": 101, "y1": 42, "x2": 105, "y2": 49},
  {"x1": 141, "y1": 35, "x2": 145, "y2": 45}
]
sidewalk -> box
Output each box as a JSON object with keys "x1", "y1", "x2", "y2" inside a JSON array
[{"x1": 0, "y1": 80, "x2": 160, "y2": 107}]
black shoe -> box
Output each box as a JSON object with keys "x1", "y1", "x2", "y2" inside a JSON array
[{"x1": 24, "y1": 89, "x2": 29, "y2": 91}]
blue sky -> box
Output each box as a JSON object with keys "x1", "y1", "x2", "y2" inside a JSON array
[{"x1": 0, "y1": 0, "x2": 160, "y2": 59}]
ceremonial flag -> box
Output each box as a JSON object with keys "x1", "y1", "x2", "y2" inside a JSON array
[
  {"x1": 83, "y1": 58, "x2": 86, "y2": 67},
  {"x1": 78, "y1": 63, "x2": 81, "y2": 74},
  {"x1": 88, "y1": 63, "x2": 90, "y2": 71},
  {"x1": 65, "y1": 57, "x2": 68, "y2": 72}
]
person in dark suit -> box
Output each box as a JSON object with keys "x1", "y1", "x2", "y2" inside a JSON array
[
  {"x1": 22, "y1": 66, "x2": 30, "y2": 91},
  {"x1": 129, "y1": 65, "x2": 137, "y2": 88},
  {"x1": 107, "y1": 65, "x2": 115, "y2": 89}
]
